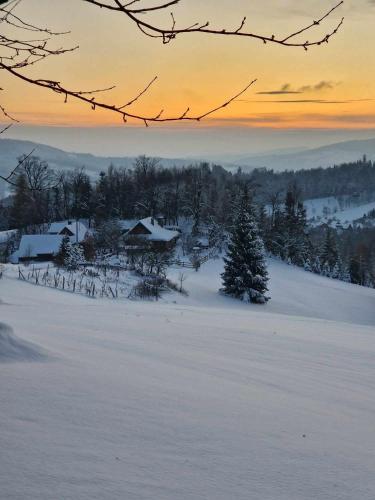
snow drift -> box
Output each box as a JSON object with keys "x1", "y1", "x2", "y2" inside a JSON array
[
  {"x1": 0, "y1": 322, "x2": 46, "y2": 362},
  {"x1": 1, "y1": 260, "x2": 374, "y2": 499}
]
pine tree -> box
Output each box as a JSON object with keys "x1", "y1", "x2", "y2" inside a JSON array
[
  {"x1": 321, "y1": 227, "x2": 339, "y2": 272},
  {"x1": 55, "y1": 235, "x2": 71, "y2": 267},
  {"x1": 207, "y1": 217, "x2": 225, "y2": 252},
  {"x1": 312, "y1": 255, "x2": 322, "y2": 274},
  {"x1": 321, "y1": 261, "x2": 331, "y2": 277},
  {"x1": 221, "y1": 190, "x2": 269, "y2": 304},
  {"x1": 304, "y1": 258, "x2": 313, "y2": 273},
  {"x1": 66, "y1": 244, "x2": 85, "y2": 269},
  {"x1": 282, "y1": 188, "x2": 309, "y2": 266},
  {"x1": 10, "y1": 173, "x2": 30, "y2": 230}
]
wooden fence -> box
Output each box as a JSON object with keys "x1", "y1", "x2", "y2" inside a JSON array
[
  {"x1": 18, "y1": 266, "x2": 120, "y2": 299},
  {"x1": 17, "y1": 250, "x2": 218, "y2": 297}
]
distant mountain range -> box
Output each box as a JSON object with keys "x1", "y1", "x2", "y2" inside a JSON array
[
  {"x1": 0, "y1": 138, "x2": 197, "y2": 178},
  {"x1": 233, "y1": 138, "x2": 375, "y2": 172},
  {"x1": 1, "y1": 136, "x2": 375, "y2": 194},
  {"x1": 0, "y1": 138, "x2": 204, "y2": 196}
]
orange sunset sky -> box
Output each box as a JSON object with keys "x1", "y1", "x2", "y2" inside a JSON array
[
  {"x1": 2, "y1": 0, "x2": 375, "y2": 128},
  {"x1": 2, "y1": 0, "x2": 375, "y2": 130}
]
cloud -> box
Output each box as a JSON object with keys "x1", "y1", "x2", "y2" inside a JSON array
[
  {"x1": 246, "y1": 98, "x2": 374, "y2": 105},
  {"x1": 257, "y1": 84, "x2": 302, "y2": 95},
  {"x1": 298, "y1": 81, "x2": 338, "y2": 92},
  {"x1": 211, "y1": 112, "x2": 375, "y2": 127},
  {"x1": 257, "y1": 81, "x2": 340, "y2": 95}
]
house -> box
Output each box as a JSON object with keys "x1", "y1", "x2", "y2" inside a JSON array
[
  {"x1": 48, "y1": 220, "x2": 88, "y2": 243},
  {"x1": 126, "y1": 217, "x2": 180, "y2": 252},
  {"x1": 10, "y1": 234, "x2": 64, "y2": 263},
  {"x1": 9, "y1": 220, "x2": 89, "y2": 263}
]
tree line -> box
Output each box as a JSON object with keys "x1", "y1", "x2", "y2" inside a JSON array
[{"x1": 0, "y1": 154, "x2": 374, "y2": 289}]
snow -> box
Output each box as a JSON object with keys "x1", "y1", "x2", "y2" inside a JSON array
[
  {"x1": 48, "y1": 220, "x2": 88, "y2": 242},
  {"x1": 304, "y1": 196, "x2": 342, "y2": 219},
  {"x1": 119, "y1": 218, "x2": 138, "y2": 232},
  {"x1": 331, "y1": 201, "x2": 375, "y2": 223},
  {"x1": 168, "y1": 259, "x2": 375, "y2": 326},
  {"x1": 129, "y1": 217, "x2": 180, "y2": 242},
  {"x1": 0, "y1": 258, "x2": 375, "y2": 499},
  {"x1": 0, "y1": 322, "x2": 46, "y2": 363},
  {"x1": 304, "y1": 196, "x2": 375, "y2": 226},
  {"x1": 12, "y1": 234, "x2": 64, "y2": 261}
]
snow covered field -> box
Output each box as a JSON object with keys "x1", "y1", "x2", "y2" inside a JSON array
[{"x1": 1, "y1": 259, "x2": 375, "y2": 500}]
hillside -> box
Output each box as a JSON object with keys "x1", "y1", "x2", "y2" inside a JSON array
[
  {"x1": 1, "y1": 259, "x2": 374, "y2": 499},
  {"x1": 3, "y1": 136, "x2": 375, "y2": 184},
  {"x1": 304, "y1": 196, "x2": 375, "y2": 227},
  {"x1": 237, "y1": 137, "x2": 375, "y2": 171},
  {"x1": 0, "y1": 138, "x2": 199, "y2": 195}
]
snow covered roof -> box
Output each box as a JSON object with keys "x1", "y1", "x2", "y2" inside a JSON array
[
  {"x1": 118, "y1": 219, "x2": 138, "y2": 232},
  {"x1": 13, "y1": 234, "x2": 64, "y2": 260},
  {"x1": 48, "y1": 220, "x2": 88, "y2": 242},
  {"x1": 128, "y1": 217, "x2": 180, "y2": 242}
]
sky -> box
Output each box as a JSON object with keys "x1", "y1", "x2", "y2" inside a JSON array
[{"x1": 2, "y1": 0, "x2": 375, "y2": 155}]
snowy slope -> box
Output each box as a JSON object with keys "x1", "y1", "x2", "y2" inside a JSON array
[
  {"x1": 0, "y1": 260, "x2": 375, "y2": 500},
  {"x1": 331, "y1": 201, "x2": 375, "y2": 224},
  {"x1": 304, "y1": 197, "x2": 375, "y2": 226},
  {"x1": 169, "y1": 259, "x2": 375, "y2": 326}
]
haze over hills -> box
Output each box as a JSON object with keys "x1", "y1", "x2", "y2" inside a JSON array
[
  {"x1": 1, "y1": 136, "x2": 375, "y2": 193},
  {"x1": 0, "y1": 138, "x2": 203, "y2": 196},
  {"x1": 0, "y1": 138, "x2": 195, "y2": 179},
  {"x1": 234, "y1": 138, "x2": 375, "y2": 172}
]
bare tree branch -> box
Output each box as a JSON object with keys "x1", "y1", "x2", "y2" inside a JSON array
[
  {"x1": 0, "y1": 0, "x2": 345, "y2": 186},
  {"x1": 0, "y1": 148, "x2": 35, "y2": 187},
  {"x1": 0, "y1": 62, "x2": 257, "y2": 126},
  {"x1": 0, "y1": 0, "x2": 344, "y2": 132},
  {"x1": 83, "y1": 0, "x2": 344, "y2": 49}
]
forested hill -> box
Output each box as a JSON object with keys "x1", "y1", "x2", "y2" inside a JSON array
[
  {"x1": 249, "y1": 157, "x2": 375, "y2": 202},
  {"x1": 236, "y1": 137, "x2": 375, "y2": 171},
  {"x1": 1, "y1": 137, "x2": 375, "y2": 203},
  {"x1": 0, "y1": 138, "x2": 196, "y2": 190}
]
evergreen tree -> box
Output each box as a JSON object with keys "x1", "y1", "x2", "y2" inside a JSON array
[
  {"x1": 81, "y1": 235, "x2": 96, "y2": 262},
  {"x1": 55, "y1": 235, "x2": 72, "y2": 267},
  {"x1": 312, "y1": 255, "x2": 322, "y2": 274},
  {"x1": 349, "y1": 253, "x2": 369, "y2": 286},
  {"x1": 10, "y1": 173, "x2": 30, "y2": 230},
  {"x1": 321, "y1": 227, "x2": 339, "y2": 273},
  {"x1": 207, "y1": 217, "x2": 225, "y2": 252},
  {"x1": 66, "y1": 244, "x2": 85, "y2": 269},
  {"x1": 282, "y1": 188, "x2": 309, "y2": 266},
  {"x1": 303, "y1": 258, "x2": 313, "y2": 273},
  {"x1": 221, "y1": 190, "x2": 269, "y2": 304},
  {"x1": 321, "y1": 261, "x2": 331, "y2": 277}
]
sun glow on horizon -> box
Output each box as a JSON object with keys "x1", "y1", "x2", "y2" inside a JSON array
[{"x1": 2, "y1": 0, "x2": 375, "y2": 131}]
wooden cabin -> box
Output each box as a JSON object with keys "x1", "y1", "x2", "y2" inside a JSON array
[{"x1": 126, "y1": 217, "x2": 180, "y2": 252}]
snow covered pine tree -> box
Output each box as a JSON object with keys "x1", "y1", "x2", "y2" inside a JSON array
[
  {"x1": 55, "y1": 235, "x2": 71, "y2": 267},
  {"x1": 221, "y1": 189, "x2": 270, "y2": 304},
  {"x1": 56, "y1": 236, "x2": 84, "y2": 269}
]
